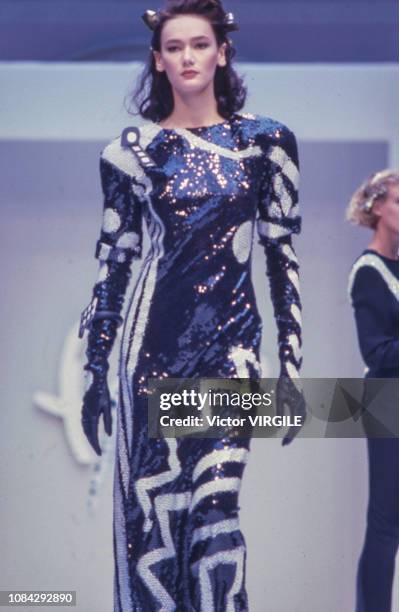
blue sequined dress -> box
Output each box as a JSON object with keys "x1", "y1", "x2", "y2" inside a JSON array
[{"x1": 87, "y1": 112, "x2": 302, "y2": 611}]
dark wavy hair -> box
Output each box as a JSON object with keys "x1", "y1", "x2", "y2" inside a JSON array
[{"x1": 125, "y1": 0, "x2": 247, "y2": 123}]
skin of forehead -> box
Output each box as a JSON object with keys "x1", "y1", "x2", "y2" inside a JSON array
[
  {"x1": 165, "y1": 35, "x2": 212, "y2": 43},
  {"x1": 162, "y1": 14, "x2": 215, "y2": 45}
]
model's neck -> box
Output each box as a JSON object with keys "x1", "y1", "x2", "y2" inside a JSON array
[
  {"x1": 162, "y1": 91, "x2": 223, "y2": 129},
  {"x1": 368, "y1": 228, "x2": 399, "y2": 260}
]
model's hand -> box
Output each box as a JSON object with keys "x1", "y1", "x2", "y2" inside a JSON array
[
  {"x1": 276, "y1": 376, "x2": 306, "y2": 446},
  {"x1": 81, "y1": 369, "x2": 112, "y2": 456}
]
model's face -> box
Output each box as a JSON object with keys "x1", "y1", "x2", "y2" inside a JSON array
[
  {"x1": 153, "y1": 14, "x2": 227, "y2": 95},
  {"x1": 374, "y1": 183, "x2": 399, "y2": 235}
]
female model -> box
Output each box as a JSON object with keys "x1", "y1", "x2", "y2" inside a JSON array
[
  {"x1": 347, "y1": 169, "x2": 399, "y2": 612},
  {"x1": 78, "y1": 0, "x2": 304, "y2": 609}
]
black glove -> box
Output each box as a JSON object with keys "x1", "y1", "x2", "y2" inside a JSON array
[
  {"x1": 79, "y1": 152, "x2": 144, "y2": 455},
  {"x1": 256, "y1": 126, "x2": 305, "y2": 445},
  {"x1": 80, "y1": 259, "x2": 131, "y2": 455},
  {"x1": 276, "y1": 375, "x2": 306, "y2": 445},
  {"x1": 264, "y1": 237, "x2": 305, "y2": 445},
  {"x1": 82, "y1": 368, "x2": 112, "y2": 456},
  {"x1": 81, "y1": 317, "x2": 118, "y2": 455}
]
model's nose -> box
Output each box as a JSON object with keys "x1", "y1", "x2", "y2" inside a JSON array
[{"x1": 182, "y1": 49, "x2": 195, "y2": 65}]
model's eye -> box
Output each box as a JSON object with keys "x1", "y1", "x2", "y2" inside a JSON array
[{"x1": 166, "y1": 42, "x2": 209, "y2": 52}]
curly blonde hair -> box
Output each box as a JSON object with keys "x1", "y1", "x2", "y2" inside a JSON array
[{"x1": 346, "y1": 169, "x2": 399, "y2": 229}]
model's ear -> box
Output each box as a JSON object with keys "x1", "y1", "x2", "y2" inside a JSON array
[
  {"x1": 217, "y1": 42, "x2": 228, "y2": 68},
  {"x1": 372, "y1": 199, "x2": 384, "y2": 218},
  {"x1": 153, "y1": 50, "x2": 165, "y2": 72}
]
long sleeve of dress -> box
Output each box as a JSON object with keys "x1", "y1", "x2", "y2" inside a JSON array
[
  {"x1": 350, "y1": 264, "x2": 399, "y2": 374},
  {"x1": 256, "y1": 125, "x2": 302, "y2": 378},
  {"x1": 79, "y1": 151, "x2": 144, "y2": 375}
]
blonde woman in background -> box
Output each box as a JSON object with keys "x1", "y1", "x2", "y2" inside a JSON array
[{"x1": 347, "y1": 169, "x2": 399, "y2": 612}]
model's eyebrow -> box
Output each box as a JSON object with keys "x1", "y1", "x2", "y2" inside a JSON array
[{"x1": 165, "y1": 35, "x2": 210, "y2": 44}]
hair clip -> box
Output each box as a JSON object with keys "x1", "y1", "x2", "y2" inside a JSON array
[
  {"x1": 363, "y1": 187, "x2": 387, "y2": 213},
  {"x1": 142, "y1": 9, "x2": 160, "y2": 31},
  {"x1": 223, "y1": 12, "x2": 239, "y2": 32},
  {"x1": 363, "y1": 198, "x2": 374, "y2": 213}
]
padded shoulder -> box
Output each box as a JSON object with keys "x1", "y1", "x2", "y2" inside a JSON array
[
  {"x1": 348, "y1": 253, "x2": 399, "y2": 302},
  {"x1": 100, "y1": 133, "x2": 149, "y2": 181}
]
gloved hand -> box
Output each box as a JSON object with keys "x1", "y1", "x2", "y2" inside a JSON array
[
  {"x1": 81, "y1": 312, "x2": 121, "y2": 456},
  {"x1": 264, "y1": 236, "x2": 305, "y2": 446},
  {"x1": 255, "y1": 125, "x2": 305, "y2": 446},
  {"x1": 276, "y1": 375, "x2": 306, "y2": 446},
  {"x1": 78, "y1": 151, "x2": 144, "y2": 455},
  {"x1": 82, "y1": 367, "x2": 112, "y2": 456}
]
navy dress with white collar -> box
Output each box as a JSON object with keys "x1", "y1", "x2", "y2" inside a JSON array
[{"x1": 349, "y1": 249, "x2": 399, "y2": 378}]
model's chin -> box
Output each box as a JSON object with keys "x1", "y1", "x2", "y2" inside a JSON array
[
  {"x1": 180, "y1": 77, "x2": 202, "y2": 85},
  {"x1": 175, "y1": 80, "x2": 206, "y2": 95}
]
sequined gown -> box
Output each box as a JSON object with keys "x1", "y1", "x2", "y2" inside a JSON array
[{"x1": 87, "y1": 112, "x2": 302, "y2": 611}]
